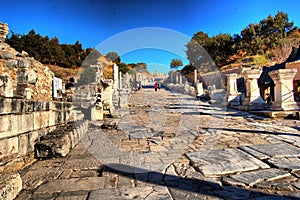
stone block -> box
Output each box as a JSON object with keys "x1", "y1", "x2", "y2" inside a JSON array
[
  {"x1": 49, "y1": 111, "x2": 56, "y2": 127},
  {"x1": 22, "y1": 113, "x2": 34, "y2": 132},
  {"x1": 40, "y1": 111, "x2": 50, "y2": 128},
  {"x1": 33, "y1": 112, "x2": 41, "y2": 130},
  {"x1": 18, "y1": 59, "x2": 31, "y2": 68},
  {"x1": 0, "y1": 97, "x2": 12, "y2": 114},
  {"x1": 18, "y1": 133, "x2": 30, "y2": 156},
  {"x1": 0, "y1": 173, "x2": 22, "y2": 200},
  {"x1": 0, "y1": 137, "x2": 19, "y2": 165},
  {"x1": 11, "y1": 99, "x2": 25, "y2": 114},
  {"x1": 10, "y1": 114, "x2": 22, "y2": 136},
  {"x1": 0, "y1": 115, "x2": 11, "y2": 133},
  {"x1": 29, "y1": 131, "x2": 39, "y2": 151},
  {"x1": 0, "y1": 75, "x2": 13, "y2": 97},
  {"x1": 6, "y1": 60, "x2": 18, "y2": 69}
]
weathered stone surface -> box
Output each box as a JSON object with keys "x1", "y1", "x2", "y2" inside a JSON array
[
  {"x1": 0, "y1": 137, "x2": 18, "y2": 165},
  {"x1": 88, "y1": 187, "x2": 154, "y2": 200},
  {"x1": 186, "y1": 148, "x2": 269, "y2": 176},
  {"x1": 223, "y1": 168, "x2": 290, "y2": 187},
  {"x1": 238, "y1": 146, "x2": 270, "y2": 159},
  {"x1": 22, "y1": 168, "x2": 62, "y2": 190},
  {"x1": 247, "y1": 143, "x2": 300, "y2": 157},
  {"x1": 35, "y1": 177, "x2": 107, "y2": 194},
  {"x1": 0, "y1": 173, "x2": 22, "y2": 200},
  {"x1": 267, "y1": 157, "x2": 300, "y2": 171},
  {"x1": 0, "y1": 22, "x2": 8, "y2": 42}
]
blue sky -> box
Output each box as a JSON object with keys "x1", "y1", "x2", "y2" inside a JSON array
[{"x1": 1, "y1": 0, "x2": 299, "y2": 73}]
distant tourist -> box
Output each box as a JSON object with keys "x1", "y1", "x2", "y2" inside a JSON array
[{"x1": 154, "y1": 82, "x2": 158, "y2": 91}]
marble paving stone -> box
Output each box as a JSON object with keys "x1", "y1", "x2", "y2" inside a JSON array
[
  {"x1": 88, "y1": 187, "x2": 153, "y2": 200},
  {"x1": 185, "y1": 148, "x2": 269, "y2": 176},
  {"x1": 238, "y1": 146, "x2": 270, "y2": 160},
  {"x1": 34, "y1": 177, "x2": 107, "y2": 194},
  {"x1": 267, "y1": 157, "x2": 300, "y2": 171},
  {"x1": 247, "y1": 143, "x2": 300, "y2": 157},
  {"x1": 223, "y1": 168, "x2": 290, "y2": 187}
]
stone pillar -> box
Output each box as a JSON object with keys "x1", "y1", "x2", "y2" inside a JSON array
[
  {"x1": 239, "y1": 70, "x2": 265, "y2": 110},
  {"x1": 226, "y1": 74, "x2": 240, "y2": 107},
  {"x1": 269, "y1": 69, "x2": 299, "y2": 111},
  {"x1": 170, "y1": 73, "x2": 174, "y2": 84},
  {"x1": 175, "y1": 74, "x2": 179, "y2": 84},
  {"x1": 113, "y1": 64, "x2": 119, "y2": 92},
  {"x1": 179, "y1": 75, "x2": 183, "y2": 85},
  {"x1": 119, "y1": 71, "x2": 123, "y2": 89},
  {"x1": 194, "y1": 69, "x2": 197, "y2": 85}
]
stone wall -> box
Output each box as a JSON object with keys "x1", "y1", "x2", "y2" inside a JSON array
[
  {"x1": 0, "y1": 23, "x2": 53, "y2": 101},
  {"x1": 0, "y1": 97, "x2": 74, "y2": 169}
]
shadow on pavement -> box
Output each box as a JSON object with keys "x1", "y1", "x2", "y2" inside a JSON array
[{"x1": 103, "y1": 163, "x2": 295, "y2": 200}]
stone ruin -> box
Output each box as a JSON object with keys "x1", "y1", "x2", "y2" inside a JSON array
[
  {"x1": 0, "y1": 22, "x2": 89, "y2": 199},
  {"x1": 165, "y1": 66, "x2": 300, "y2": 117},
  {"x1": 0, "y1": 23, "x2": 53, "y2": 101}
]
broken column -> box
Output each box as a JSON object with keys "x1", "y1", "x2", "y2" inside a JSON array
[
  {"x1": 269, "y1": 69, "x2": 299, "y2": 111},
  {"x1": 226, "y1": 74, "x2": 240, "y2": 107},
  {"x1": 113, "y1": 63, "x2": 119, "y2": 92},
  {"x1": 239, "y1": 69, "x2": 265, "y2": 110}
]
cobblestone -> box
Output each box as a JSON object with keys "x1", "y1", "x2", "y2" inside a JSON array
[{"x1": 14, "y1": 86, "x2": 300, "y2": 199}]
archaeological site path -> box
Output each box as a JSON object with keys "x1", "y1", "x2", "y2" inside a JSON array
[{"x1": 16, "y1": 86, "x2": 300, "y2": 200}]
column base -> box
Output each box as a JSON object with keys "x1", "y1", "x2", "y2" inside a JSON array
[
  {"x1": 227, "y1": 94, "x2": 240, "y2": 108},
  {"x1": 270, "y1": 101, "x2": 299, "y2": 111}
]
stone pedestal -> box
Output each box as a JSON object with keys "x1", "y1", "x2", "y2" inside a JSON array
[
  {"x1": 239, "y1": 70, "x2": 265, "y2": 110},
  {"x1": 226, "y1": 74, "x2": 240, "y2": 107},
  {"x1": 91, "y1": 102, "x2": 104, "y2": 121},
  {"x1": 269, "y1": 69, "x2": 299, "y2": 111},
  {"x1": 196, "y1": 82, "x2": 204, "y2": 98}
]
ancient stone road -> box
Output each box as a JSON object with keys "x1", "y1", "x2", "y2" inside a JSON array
[{"x1": 16, "y1": 86, "x2": 300, "y2": 199}]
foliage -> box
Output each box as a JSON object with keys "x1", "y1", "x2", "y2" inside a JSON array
[
  {"x1": 6, "y1": 30, "x2": 91, "y2": 68},
  {"x1": 186, "y1": 11, "x2": 299, "y2": 68},
  {"x1": 105, "y1": 52, "x2": 121, "y2": 63},
  {"x1": 180, "y1": 64, "x2": 195, "y2": 75},
  {"x1": 170, "y1": 58, "x2": 183, "y2": 70},
  {"x1": 77, "y1": 67, "x2": 96, "y2": 86},
  {"x1": 118, "y1": 62, "x2": 130, "y2": 74}
]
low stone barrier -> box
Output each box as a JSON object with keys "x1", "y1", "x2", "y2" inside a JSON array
[
  {"x1": 163, "y1": 83, "x2": 196, "y2": 96},
  {"x1": 35, "y1": 120, "x2": 89, "y2": 159},
  {"x1": 0, "y1": 97, "x2": 73, "y2": 167}
]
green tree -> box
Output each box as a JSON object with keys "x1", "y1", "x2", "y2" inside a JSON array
[
  {"x1": 105, "y1": 52, "x2": 120, "y2": 63},
  {"x1": 170, "y1": 58, "x2": 183, "y2": 70},
  {"x1": 118, "y1": 62, "x2": 130, "y2": 74}
]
